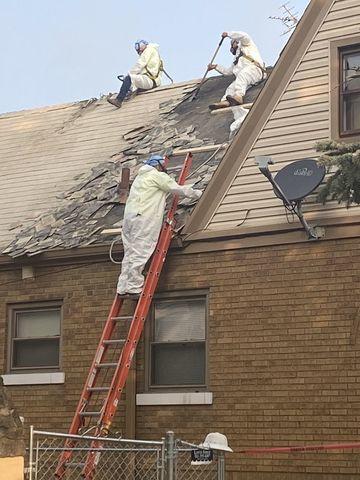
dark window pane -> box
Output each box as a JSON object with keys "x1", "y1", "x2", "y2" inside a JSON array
[
  {"x1": 343, "y1": 93, "x2": 360, "y2": 132},
  {"x1": 151, "y1": 343, "x2": 205, "y2": 386},
  {"x1": 343, "y1": 52, "x2": 360, "y2": 92},
  {"x1": 13, "y1": 339, "x2": 60, "y2": 368},
  {"x1": 154, "y1": 299, "x2": 205, "y2": 342}
]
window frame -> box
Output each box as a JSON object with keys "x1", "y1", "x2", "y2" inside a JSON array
[
  {"x1": 145, "y1": 290, "x2": 209, "y2": 392},
  {"x1": 7, "y1": 301, "x2": 63, "y2": 374},
  {"x1": 330, "y1": 36, "x2": 360, "y2": 142}
]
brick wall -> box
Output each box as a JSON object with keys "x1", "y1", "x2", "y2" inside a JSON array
[
  {"x1": 0, "y1": 261, "x2": 129, "y2": 436},
  {"x1": 0, "y1": 237, "x2": 360, "y2": 479}
]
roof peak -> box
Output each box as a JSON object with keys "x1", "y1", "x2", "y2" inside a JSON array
[{"x1": 0, "y1": 79, "x2": 201, "y2": 118}]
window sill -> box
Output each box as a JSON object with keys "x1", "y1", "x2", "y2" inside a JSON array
[
  {"x1": 136, "y1": 392, "x2": 213, "y2": 406},
  {"x1": 2, "y1": 372, "x2": 65, "y2": 385}
]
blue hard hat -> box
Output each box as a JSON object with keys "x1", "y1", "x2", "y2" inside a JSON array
[
  {"x1": 135, "y1": 39, "x2": 149, "y2": 52},
  {"x1": 145, "y1": 155, "x2": 165, "y2": 167}
]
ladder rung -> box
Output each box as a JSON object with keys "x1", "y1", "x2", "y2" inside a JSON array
[
  {"x1": 111, "y1": 316, "x2": 133, "y2": 321},
  {"x1": 103, "y1": 339, "x2": 125, "y2": 345},
  {"x1": 79, "y1": 411, "x2": 101, "y2": 417},
  {"x1": 96, "y1": 363, "x2": 118, "y2": 368},
  {"x1": 87, "y1": 386, "x2": 110, "y2": 392},
  {"x1": 65, "y1": 462, "x2": 85, "y2": 468}
]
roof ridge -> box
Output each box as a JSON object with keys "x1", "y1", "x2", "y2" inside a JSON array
[{"x1": 0, "y1": 79, "x2": 201, "y2": 118}]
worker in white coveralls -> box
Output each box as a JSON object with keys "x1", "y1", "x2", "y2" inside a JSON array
[
  {"x1": 108, "y1": 40, "x2": 163, "y2": 108},
  {"x1": 117, "y1": 155, "x2": 202, "y2": 295},
  {"x1": 208, "y1": 31, "x2": 266, "y2": 110}
]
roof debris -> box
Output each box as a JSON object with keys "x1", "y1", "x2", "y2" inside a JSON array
[{"x1": 4, "y1": 75, "x2": 267, "y2": 258}]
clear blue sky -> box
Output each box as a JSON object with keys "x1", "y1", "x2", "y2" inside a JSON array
[{"x1": 0, "y1": 0, "x2": 310, "y2": 114}]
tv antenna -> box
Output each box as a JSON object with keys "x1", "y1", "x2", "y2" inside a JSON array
[
  {"x1": 255, "y1": 156, "x2": 326, "y2": 240},
  {"x1": 269, "y1": 2, "x2": 299, "y2": 35}
]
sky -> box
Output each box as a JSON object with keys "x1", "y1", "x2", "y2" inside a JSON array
[{"x1": 0, "y1": 0, "x2": 310, "y2": 114}]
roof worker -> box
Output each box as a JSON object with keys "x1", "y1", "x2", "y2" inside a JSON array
[
  {"x1": 208, "y1": 31, "x2": 266, "y2": 110},
  {"x1": 117, "y1": 155, "x2": 202, "y2": 296},
  {"x1": 108, "y1": 40, "x2": 163, "y2": 108}
]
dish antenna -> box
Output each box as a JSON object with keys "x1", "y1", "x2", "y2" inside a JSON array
[{"x1": 255, "y1": 156, "x2": 326, "y2": 240}]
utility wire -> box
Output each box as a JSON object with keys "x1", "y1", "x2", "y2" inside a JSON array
[
  {"x1": 0, "y1": 261, "x2": 107, "y2": 289},
  {"x1": 186, "y1": 143, "x2": 228, "y2": 180}
]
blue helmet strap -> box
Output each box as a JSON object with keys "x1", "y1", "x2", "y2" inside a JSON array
[
  {"x1": 156, "y1": 159, "x2": 167, "y2": 173},
  {"x1": 135, "y1": 40, "x2": 148, "y2": 53}
]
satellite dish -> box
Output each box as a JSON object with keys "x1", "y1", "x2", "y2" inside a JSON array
[{"x1": 274, "y1": 159, "x2": 325, "y2": 202}]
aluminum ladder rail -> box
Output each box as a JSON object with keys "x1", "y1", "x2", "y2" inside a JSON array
[{"x1": 55, "y1": 153, "x2": 193, "y2": 479}]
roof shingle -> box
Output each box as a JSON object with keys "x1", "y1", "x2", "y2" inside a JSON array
[{"x1": 2, "y1": 75, "x2": 268, "y2": 258}]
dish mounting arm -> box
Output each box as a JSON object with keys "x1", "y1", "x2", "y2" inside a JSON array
[{"x1": 255, "y1": 156, "x2": 321, "y2": 240}]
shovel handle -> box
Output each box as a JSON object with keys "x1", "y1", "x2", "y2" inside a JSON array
[
  {"x1": 209, "y1": 36, "x2": 225, "y2": 65},
  {"x1": 191, "y1": 36, "x2": 225, "y2": 100}
]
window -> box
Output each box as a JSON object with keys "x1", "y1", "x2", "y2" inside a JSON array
[
  {"x1": 148, "y1": 295, "x2": 207, "y2": 388},
  {"x1": 340, "y1": 46, "x2": 360, "y2": 136},
  {"x1": 8, "y1": 303, "x2": 62, "y2": 372},
  {"x1": 331, "y1": 37, "x2": 360, "y2": 141}
]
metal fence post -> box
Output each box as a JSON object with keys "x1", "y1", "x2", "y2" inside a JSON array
[
  {"x1": 160, "y1": 437, "x2": 166, "y2": 480},
  {"x1": 165, "y1": 431, "x2": 175, "y2": 480},
  {"x1": 217, "y1": 452, "x2": 225, "y2": 480},
  {"x1": 29, "y1": 425, "x2": 34, "y2": 480}
]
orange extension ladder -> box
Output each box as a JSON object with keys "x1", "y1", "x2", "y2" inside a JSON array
[{"x1": 55, "y1": 153, "x2": 193, "y2": 479}]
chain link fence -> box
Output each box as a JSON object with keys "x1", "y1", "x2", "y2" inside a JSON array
[
  {"x1": 27, "y1": 428, "x2": 226, "y2": 480},
  {"x1": 174, "y1": 438, "x2": 225, "y2": 480}
]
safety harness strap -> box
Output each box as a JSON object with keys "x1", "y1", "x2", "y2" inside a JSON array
[
  {"x1": 145, "y1": 59, "x2": 174, "y2": 85},
  {"x1": 242, "y1": 54, "x2": 267, "y2": 73},
  {"x1": 145, "y1": 59, "x2": 164, "y2": 82}
]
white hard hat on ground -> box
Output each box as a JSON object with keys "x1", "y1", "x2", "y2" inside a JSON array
[{"x1": 199, "y1": 432, "x2": 233, "y2": 452}]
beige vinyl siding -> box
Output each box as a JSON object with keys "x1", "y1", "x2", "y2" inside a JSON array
[
  {"x1": 0, "y1": 82, "x2": 195, "y2": 248},
  {"x1": 206, "y1": 0, "x2": 360, "y2": 232}
]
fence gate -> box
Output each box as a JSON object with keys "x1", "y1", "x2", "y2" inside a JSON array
[{"x1": 27, "y1": 428, "x2": 225, "y2": 480}]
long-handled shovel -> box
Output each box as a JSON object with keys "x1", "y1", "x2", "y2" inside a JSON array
[{"x1": 189, "y1": 36, "x2": 225, "y2": 101}]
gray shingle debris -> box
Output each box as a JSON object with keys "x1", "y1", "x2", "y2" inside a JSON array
[{"x1": 4, "y1": 75, "x2": 267, "y2": 258}]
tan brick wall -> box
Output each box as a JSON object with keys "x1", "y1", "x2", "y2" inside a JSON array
[
  {"x1": 0, "y1": 261, "x2": 128, "y2": 435},
  {"x1": 0, "y1": 237, "x2": 360, "y2": 479}
]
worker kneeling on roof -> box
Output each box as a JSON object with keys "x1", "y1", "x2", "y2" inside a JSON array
[
  {"x1": 208, "y1": 31, "x2": 266, "y2": 110},
  {"x1": 108, "y1": 40, "x2": 163, "y2": 108},
  {"x1": 117, "y1": 155, "x2": 202, "y2": 295}
]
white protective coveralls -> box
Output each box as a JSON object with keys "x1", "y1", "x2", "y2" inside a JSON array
[
  {"x1": 129, "y1": 43, "x2": 162, "y2": 91},
  {"x1": 216, "y1": 31, "x2": 265, "y2": 101},
  {"x1": 229, "y1": 106, "x2": 249, "y2": 137},
  {"x1": 117, "y1": 165, "x2": 201, "y2": 294}
]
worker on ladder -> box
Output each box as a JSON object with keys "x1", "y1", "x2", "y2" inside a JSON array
[
  {"x1": 117, "y1": 155, "x2": 202, "y2": 296},
  {"x1": 208, "y1": 31, "x2": 266, "y2": 110},
  {"x1": 108, "y1": 39, "x2": 163, "y2": 108}
]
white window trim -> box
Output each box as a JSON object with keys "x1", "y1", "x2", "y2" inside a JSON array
[
  {"x1": 148, "y1": 293, "x2": 208, "y2": 390},
  {"x1": 2, "y1": 372, "x2": 65, "y2": 386},
  {"x1": 136, "y1": 392, "x2": 213, "y2": 406},
  {"x1": 8, "y1": 301, "x2": 62, "y2": 373}
]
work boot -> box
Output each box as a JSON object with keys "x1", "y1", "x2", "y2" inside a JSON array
[
  {"x1": 226, "y1": 94, "x2": 244, "y2": 106},
  {"x1": 117, "y1": 292, "x2": 141, "y2": 299},
  {"x1": 117, "y1": 295, "x2": 141, "y2": 302},
  {"x1": 208, "y1": 100, "x2": 230, "y2": 111},
  {"x1": 107, "y1": 97, "x2": 123, "y2": 108}
]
